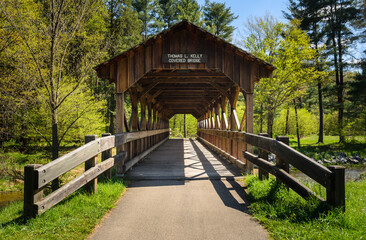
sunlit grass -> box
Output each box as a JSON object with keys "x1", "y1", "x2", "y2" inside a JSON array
[
  {"x1": 0, "y1": 178, "x2": 125, "y2": 240},
  {"x1": 245, "y1": 175, "x2": 366, "y2": 239}
]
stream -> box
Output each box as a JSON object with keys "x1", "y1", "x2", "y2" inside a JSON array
[
  {"x1": 290, "y1": 167, "x2": 366, "y2": 183},
  {"x1": 0, "y1": 191, "x2": 23, "y2": 210}
]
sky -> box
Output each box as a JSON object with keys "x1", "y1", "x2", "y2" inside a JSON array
[
  {"x1": 197, "y1": 0, "x2": 290, "y2": 41},
  {"x1": 196, "y1": 0, "x2": 364, "y2": 61}
]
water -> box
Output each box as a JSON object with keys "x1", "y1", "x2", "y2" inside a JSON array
[
  {"x1": 0, "y1": 192, "x2": 23, "y2": 209},
  {"x1": 290, "y1": 167, "x2": 366, "y2": 183}
]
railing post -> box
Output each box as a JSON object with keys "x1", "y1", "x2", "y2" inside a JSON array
[
  {"x1": 84, "y1": 135, "x2": 98, "y2": 194},
  {"x1": 327, "y1": 166, "x2": 345, "y2": 210},
  {"x1": 258, "y1": 133, "x2": 269, "y2": 180},
  {"x1": 24, "y1": 164, "x2": 43, "y2": 218},
  {"x1": 276, "y1": 136, "x2": 290, "y2": 173},
  {"x1": 101, "y1": 133, "x2": 112, "y2": 180}
]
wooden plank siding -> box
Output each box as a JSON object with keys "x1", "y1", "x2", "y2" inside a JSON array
[{"x1": 94, "y1": 21, "x2": 274, "y2": 117}]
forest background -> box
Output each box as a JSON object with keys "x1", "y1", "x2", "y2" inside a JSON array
[{"x1": 0, "y1": 0, "x2": 366, "y2": 184}]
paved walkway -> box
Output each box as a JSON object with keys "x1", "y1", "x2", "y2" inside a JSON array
[{"x1": 89, "y1": 139, "x2": 269, "y2": 240}]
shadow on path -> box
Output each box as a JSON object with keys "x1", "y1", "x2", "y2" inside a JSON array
[{"x1": 189, "y1": 139, "x2": 249, "y2": 213}]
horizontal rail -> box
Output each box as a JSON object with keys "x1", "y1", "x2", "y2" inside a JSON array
[
  {"x1": 244, "y1": 151, "x2": 324, "y2": 201},
  {"x1": 36, "y1": 129, "x2": 169, "y2": 188},
  {"x1": 115, "y1": 129, "x2": 169, "y2": 146},
  {"x1": 124, "y1": 137, "x2": 169, "y2": 172},
  {"x1": 198, "y1": 129, "x2": 332, "y2": 188},
  {"x1": 35, "y1": 152, "x2": 126, "y2": 215}
]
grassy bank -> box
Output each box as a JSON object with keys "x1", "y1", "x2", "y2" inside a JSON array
[
  {"x1": 0, "y1": 178, "x2": 125, "y2": 240},
  {"x1": 245, "y1": 175, "x2": 366, "y2": 239},
  {"x1": 0, "y1": 142, "x2": 93, "y2": 192},
  {"x1": 288, "y1": 135, "x2": 366, "y2": 165}
]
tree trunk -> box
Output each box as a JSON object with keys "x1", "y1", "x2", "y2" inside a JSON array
[
  {"x1": 317, "y1": 81, "x2": 324, "y2": 143},
  {"x1": 108, "y1": 92, "x2": 115, "y2": 135},
  {"x1": 184, "y1": 114, "x2": 187, "y2": 138},
  {"x1": 51, "y1": 107, "x2": 59, "y2": 191},
  {"x1": 294, "y1": 100, "x2": 301, "y2": 148},
  {"x1": 337, "y1": 30, "x2": 345, "y2": 143},
  {"x1": 267, "y1": 111, "x2": 274, "y2": 138},
  {"x1": 285, "y1": 107, "x2": 290, "y2": 135},
  {"x1": 260, "y1": 104, "x2": 263, "y2": 133}
]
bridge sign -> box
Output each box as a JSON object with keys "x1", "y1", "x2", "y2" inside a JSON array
[{"x1": 162, "y1": 53, "x2": 208, "y2": 64}]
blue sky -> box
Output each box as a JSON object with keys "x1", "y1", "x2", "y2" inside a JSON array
[
  {"x1": 196, "y1": 0, "x2": 364, "y2": 61},
  {"x1": 197, "y1": 0, "x2": 290, "y2": 41}
]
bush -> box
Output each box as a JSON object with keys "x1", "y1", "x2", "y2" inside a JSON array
[{"x1": 273, "y1": 108, "x2": 318, "y2": 137}]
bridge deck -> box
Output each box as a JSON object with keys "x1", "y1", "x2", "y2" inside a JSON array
[
  {"x1": 89, "y1": 139, "x2": 269, "y2": 240},
  {"x1": 126, "y1": 139, "x2": 241, "y2": 180}
]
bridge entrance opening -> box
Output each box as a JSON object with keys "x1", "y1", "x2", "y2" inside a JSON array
[{"x1": 95, "y1": 20, "x2": 274, "y2": 174}]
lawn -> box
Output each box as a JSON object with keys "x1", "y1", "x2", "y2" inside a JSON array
[
  {"x1": 0, "y1": 178, "x2": 125, "y2": 240},
  {"x1": 288, "y1": 135, "x2": 366, "y2": 163},
  {"x1": 245, "y1": 175, "x2": 366, "y2": 239}
]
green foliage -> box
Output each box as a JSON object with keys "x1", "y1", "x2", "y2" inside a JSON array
[
  {"x1": 273, "y1": 108, "x2": 319, "y2": 137},
  {"x1": 169, "y1": 114, "x2": 197, "y2": 138},
  {"x1": 132, "y1": 0, "x2": 165, "y2": 39},
  {"x1": 177, "y1": 0, "x2": 204, "y2": 26},
  {"x1": 0, "y1": 179, "x2": 126, "y2": 240},
  {"x1": 26, "y1": 84, "x2": 107, "y2": 145},
  {"x1": 1, "y1": 0, "x2": 110, "y2": 158},
  {"x1": 245, "y1": 175, "x2": 366, "y2": 239},
  {"x1": 203, "y1": 0, "x2": 237, "y2": 41},
  {"x1": 106, "y1": 0, "x2": 142, "y2": 56},
  {"x1": 243, "y1": 15, "x2": 326, "y2": 136},
  {"x1": 159, "y1": 0, "x2": 179, "y2": 27}
]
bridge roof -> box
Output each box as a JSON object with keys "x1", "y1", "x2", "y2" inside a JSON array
[{"x1": 94, "y1": 20, "x2": 274, "y2": 119}]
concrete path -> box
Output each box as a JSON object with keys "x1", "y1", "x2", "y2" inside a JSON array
[{"x1": 89, "y1": 139, "x2": 269, "y2": 240}]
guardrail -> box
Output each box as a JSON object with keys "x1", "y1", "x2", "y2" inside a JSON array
[
  {"x1": 197, "y1": 129, "x2": 345, "y2": 209},
  {"x1": 24, "y1": 129, "x2": 169, "y2": 217}
]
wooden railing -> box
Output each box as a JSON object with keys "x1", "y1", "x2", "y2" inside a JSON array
[
  {"x1": 24, "y1": 129, "x2": 169, "y2": 217},
  {"x1": 197, "y1": 129, "x2": 345, "y2": 209}
]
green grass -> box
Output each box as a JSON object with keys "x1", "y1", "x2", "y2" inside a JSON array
[
  {"x1": 0, "y1": 178, "x2": 125, "y2": 240},
  {"x1": 288, "y1": 135, "x2": 366, "y2": 161},
  {"x1": 245, "y1": 175, "x2": 366, "y2": 239}
]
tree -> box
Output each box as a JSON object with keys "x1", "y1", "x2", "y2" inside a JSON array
[
  {"x1": 285, "y1": 0, "x2": 329, "y2": 143},
  {"x1": 132, "y1": 0, "x2": 165, "y2": 40},
  {"x1": 347, "y1": 51, "x2": 366, "y2": 135},
  {"x1": 98, "y1": 0, "x2": 141, "y2": 134},
  {"x1": 1, "y1": 0, "x2": 108, "y2": 189},
  {"x1": 203, "y1": 0, "x2": 237, "y2": 41},
  {"x1": 323, "y1": 0, "x2": 362, "y2": 142},
  {"x1": 159, "y1": 0, "x2": 179, "y2": 27},
  {"x1": 177, "y1": 0, "x2": 204, "y2": 26},
  {"x1": 242, "y1": 15, "x2": 325, "y2": 137}
]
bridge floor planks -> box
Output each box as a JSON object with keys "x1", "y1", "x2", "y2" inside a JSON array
[
  {"x1": 88, "y1": 139, "x2": 269, "y2": 240},
  {"x1": 125, "y1": 138, "x2": 241, "y2": 180}
]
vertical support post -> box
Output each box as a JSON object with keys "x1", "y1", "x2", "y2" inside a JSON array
[
  {"x1": 116, "y1": 92, "x2": 125, "y2": 175},
  {"x1": 258, "y1": 133, "x2": 269, "y2": 180},
  {"x1": 229, "y1": 86, "x2": 240, "y2": 158},
  {"x1": 214, "y1": 102, "x2": 221, "y2": 147},
  {"x1": 327, "y1": 166, "x2": 345, "y2": 210},
  {"x1": 184, "y1": 114, "x2": 187, "y2": 138},
  {"x1": 101, "y1": 133, "x2": 112, "y2": 180},
  {"x1": 24, "y1": 164, "x2": 43, "y2": 218},
  {"x1": 220, "y1": 97, "x2": 228, "y2": 152},
  {"x1": 84, "y1": 135, "x2": 97, "y2": 194},
  {"x1": 276, "y1": 136, "x2": 290, "y2": 173},
  {"x1": 244, "y1": 92, "x2": 254, "y2": 173}
]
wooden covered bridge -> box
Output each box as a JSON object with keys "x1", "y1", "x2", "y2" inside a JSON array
[
  {"x1": 94, "y1": 20, "x2": 273, "y2": 175},
  {"x1": 23, "y1": 21, "x2": 345, "y2": 229}
]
